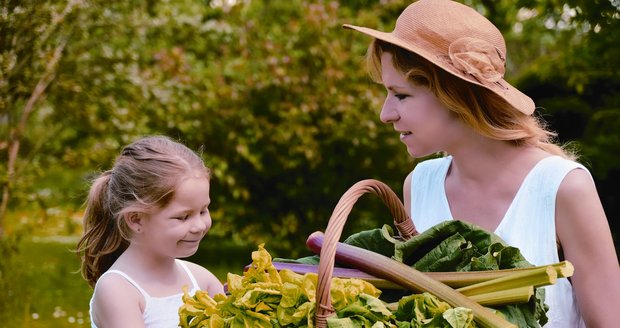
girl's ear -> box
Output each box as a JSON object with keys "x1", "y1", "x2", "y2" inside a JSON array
[{"x1": 124, "y1": 212, "x2": 145, "y2": 234}]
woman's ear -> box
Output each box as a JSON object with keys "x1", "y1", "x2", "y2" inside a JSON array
[{"x1": 124, "y1": 212, "x2": 145, "y2": 234}]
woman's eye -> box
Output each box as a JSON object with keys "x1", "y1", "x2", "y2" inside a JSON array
[{"x1": 395, "y1": 93, "x2": 408, "y2": 100}]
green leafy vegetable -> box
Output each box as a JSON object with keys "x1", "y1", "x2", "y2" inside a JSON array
[
  {"x1": 336, "y1": 220, "x2": 549, "y2": 327},
  {"x1": 179, "y1": 243, "x2": 480, "y2": 328}
]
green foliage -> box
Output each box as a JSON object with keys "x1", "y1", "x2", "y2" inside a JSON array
[
  {"x1": 2, "y1": 0, "x2": 619, "y2": 257},
  {"x1": 186, "y1": 0, "x2": 412, "y2": 257}
]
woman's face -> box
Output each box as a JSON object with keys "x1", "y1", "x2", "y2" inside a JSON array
[{"x1": 379, "y1": 52, "x2": 465, "y2": 157}]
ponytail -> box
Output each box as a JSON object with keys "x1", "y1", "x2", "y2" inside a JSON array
[{"x1": 76, "y1": 171, "x2": 129, "y2": 288}]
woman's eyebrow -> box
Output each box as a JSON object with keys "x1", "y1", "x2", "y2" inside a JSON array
[{"x1": 386, "y1": 85, "x2": 409, "y2": 92}]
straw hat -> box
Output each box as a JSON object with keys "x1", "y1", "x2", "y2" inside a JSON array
[{"x1": 343, "y1": 0, "x2": 535, "y2": 115}]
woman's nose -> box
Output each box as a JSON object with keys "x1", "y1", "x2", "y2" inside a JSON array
[{"x1": 380, "y1": 98, "x2": 399, "y2": 123}]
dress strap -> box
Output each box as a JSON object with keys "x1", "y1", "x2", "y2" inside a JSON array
[
  {"x1": 177, "y1": 260, "x2": 201, "y2": 290},
  {"x1": 98, "y1": 270, "x2": 151, "y2": 299}
]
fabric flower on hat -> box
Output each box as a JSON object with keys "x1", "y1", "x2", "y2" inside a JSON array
[{"x1": 448, "y1": 37, "x2": 505, "y2": 86}]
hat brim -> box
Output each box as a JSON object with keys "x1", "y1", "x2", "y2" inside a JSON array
[{"x1": 343, "y1": 24, "x2": 535, "y2": 115}]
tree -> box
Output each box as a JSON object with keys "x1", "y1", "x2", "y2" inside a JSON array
[{"x1": 0, "y1": 0, "x2": 82, "y2": 235}]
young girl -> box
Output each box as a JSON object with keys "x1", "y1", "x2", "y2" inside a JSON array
[
  {"x1": 343, "y1": 0, "x2": 620, "y2": 327},
  {"x1": 76, "y1": 136, "x2": 225, "y2": 328}
]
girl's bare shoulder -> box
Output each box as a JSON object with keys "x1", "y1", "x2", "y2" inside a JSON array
[
  {"x1": 91, "y1": 272, "x2": 145, "y2": 327},
  {"x1": 181, "y1": 260, "x2": 225, "y2": 296},
  {"x1": 93, "y1": 271, "x2": 144, "y2": 304}
]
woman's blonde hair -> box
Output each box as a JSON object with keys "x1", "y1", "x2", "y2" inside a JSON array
[
  {"x1": 76, "y1": 136, "x2": 210, "y2": 287},
  {"x1": 367, "y1": 39, "x2": 576, "y2": 159}
]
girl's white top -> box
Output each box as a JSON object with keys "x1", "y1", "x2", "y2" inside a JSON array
[
  {"x1": 410, "y1": 155, "x2": 586, "y2": 328},
  {"x1": 89, "y1": 259, "x2": 200, "y2": 328}
]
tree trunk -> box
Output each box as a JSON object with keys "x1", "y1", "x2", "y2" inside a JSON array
[{"x1": 0, "y1": 40, "x2": 66, "y2": 235}]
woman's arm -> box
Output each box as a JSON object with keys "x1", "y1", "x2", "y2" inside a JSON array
[
  {"x1": 91, "y1": 275, "x2": 146, "y2": 328},
  {"x1": 403, "y1": 172, "x2": 413, "y2": 219},
  {"x1": 556, "y1": 168, "x2": 620, "y2": 327}
]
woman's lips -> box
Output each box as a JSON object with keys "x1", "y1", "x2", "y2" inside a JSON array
[{"x1": 399, "y1": 131, "x2": 412, "y2": 140}]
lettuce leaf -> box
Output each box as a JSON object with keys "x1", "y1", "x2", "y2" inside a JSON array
[{"x1": 180, "y1": 244, "x2": 397, "y2": 328}]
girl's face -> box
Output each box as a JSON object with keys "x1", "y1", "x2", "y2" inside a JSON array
[
  {"x1": 141, "y1": 175, "x2": 212, "y2": 259},
  {"x1": 379, "y1": 52, "x2": 465, "y2": 157}
]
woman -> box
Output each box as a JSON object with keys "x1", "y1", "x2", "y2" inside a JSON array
[{"x1": 343, "y1": 0, "x2": 620, "y2": 326}]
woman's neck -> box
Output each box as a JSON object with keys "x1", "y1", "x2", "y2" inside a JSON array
[{"x1": 446, "y1": 138, "x2": 548, "y2": 183}]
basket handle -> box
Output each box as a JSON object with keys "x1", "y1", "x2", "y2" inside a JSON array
[{"x1": 314, "y1": 179, "x2": 417, "y2": 327}]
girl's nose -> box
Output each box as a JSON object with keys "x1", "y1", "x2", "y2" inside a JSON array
[
  {"x1": 190, "y1": 214, "x2": 211, "y2": 233},
  {"x1": 380, "y1": 97, "x2": 399, "y2": 123}
]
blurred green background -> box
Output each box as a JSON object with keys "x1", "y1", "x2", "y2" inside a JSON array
[{"x1": 1, "y1": 0, "x2": 619, "y2": 326}]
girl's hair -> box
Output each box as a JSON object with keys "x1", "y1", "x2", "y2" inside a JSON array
[
  {"x1": 367, "y1": 39, "x2": 576, "y2": 160},
  {"x1": 76, "y1": 136, "x2": 210, "y2": 287}
]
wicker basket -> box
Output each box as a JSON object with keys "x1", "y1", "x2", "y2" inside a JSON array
[{"x1": 314, "y1": 179, "x2": 418, "y2": 327}]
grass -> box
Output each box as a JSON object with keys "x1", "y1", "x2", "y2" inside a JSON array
[
  {"x1": 2, "y1": 237, "x2": 91, "y2": 327},
  {"x1": 1, "y1": 237, "x2": 250, "y2": 327}
]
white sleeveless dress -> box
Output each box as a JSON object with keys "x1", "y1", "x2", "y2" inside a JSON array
[
  {"x1": 410, "y1": 155, "x2": 586, "y2": 327},
  {"x1": 89, "y1": 259, "x2": 201, "y2": 328}
]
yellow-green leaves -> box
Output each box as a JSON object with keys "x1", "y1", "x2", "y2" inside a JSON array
[
  {"x1": 443, "y1": 308, "x2": 476, "y2": 328},
  {"x1": 393, "y1": 293, "x2": 476, "y2": 328},
  {"x1": 179, "y1": 286, "x2": 221, "y2": 327},
  {"x1": 179, "y1": 244, "x2": 478, "y2": 327},
  {"x1": 330, "y1": 278, "x2": 381, "y2": 310},
  {"x1": 180, "y1": 243, "x2": 319, "y2": 327}
]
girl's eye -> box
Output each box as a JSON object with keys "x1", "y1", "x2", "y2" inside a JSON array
[
  {"x1": 200, "y1": 208, "x2": 209, "y2": 215},
  {"x1": 174, "y1": 215, "x2": 189, "y2": 221}
]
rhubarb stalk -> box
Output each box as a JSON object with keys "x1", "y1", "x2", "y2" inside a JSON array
[
  {"x1": 456, "y1": 266, "x2": 557, "y2": 296},
  {"x1": 307, "y1": 231, "x2": 517, "y2": 328},
  {"x1": 469, "y1": 286, "x2": 534, "y2": 306},
  {"x1": 269, "y1": 261, "x2": 572, "y2": 290}
]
